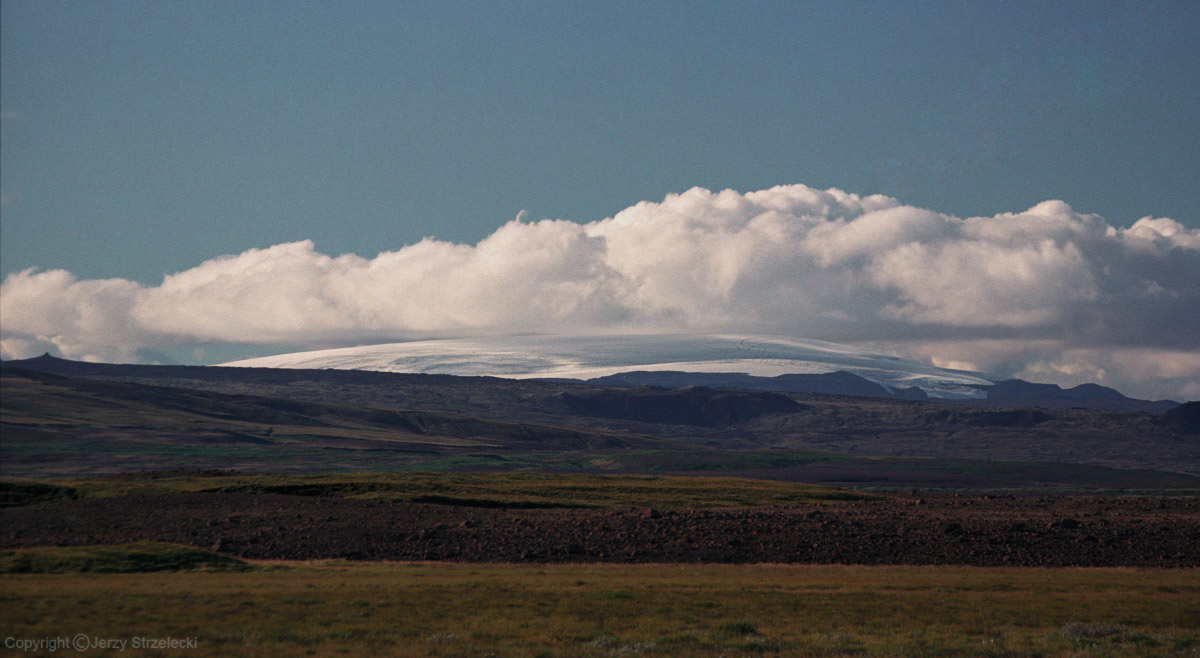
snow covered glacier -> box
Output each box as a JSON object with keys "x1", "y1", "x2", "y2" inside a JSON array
[{"x1": 220, "y1": 334, "x2": 995, "y2": 399}]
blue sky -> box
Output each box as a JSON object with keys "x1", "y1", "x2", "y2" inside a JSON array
[
  {"x1": 2, "y1": 0, "x2": 1197, "y2": 283},
  {"x1": 2, "y1": 1, "x2": 1199, "y2": 400}
]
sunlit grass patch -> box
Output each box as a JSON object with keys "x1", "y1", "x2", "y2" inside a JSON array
[
  {"x1": 30, "y1": 471, "x2": 879, "y2": 508},
  {"x1": 2, "y1": 563, "x2": 1197, "y2": 656}
]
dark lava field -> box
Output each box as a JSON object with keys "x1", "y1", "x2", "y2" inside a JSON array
[{"x1": 3, "y1": 492, "x2": 1196, "y2": 567}]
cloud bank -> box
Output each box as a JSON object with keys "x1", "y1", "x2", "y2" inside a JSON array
[{"x1": 3, "y1": 184, "x2": 1198, "y2": 399}]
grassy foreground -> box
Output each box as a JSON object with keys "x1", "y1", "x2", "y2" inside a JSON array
[{"x1": 2, "y1": 561, "x2": 1197, "y2": 657}]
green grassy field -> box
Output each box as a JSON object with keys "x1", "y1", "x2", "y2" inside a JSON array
[
  {"x1": 4, "y1": 472, "x2": 876, "y2": 508},
  {"x1": 2, "y1": 556, "x2": 1196, "y2": 657},
  {"x1": 0, "y1": 543, "x2": 254, "y2": 574}
]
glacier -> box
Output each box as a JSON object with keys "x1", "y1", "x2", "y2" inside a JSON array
[{"x1": 220, "y1": 334, "x2": 996, "y2": 399}]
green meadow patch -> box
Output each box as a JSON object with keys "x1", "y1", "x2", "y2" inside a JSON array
[
  {"x1": 12, "y1": 471, "x2": 878, "y2": 508},
  {"x1": 0, "y1": 481, "x2": 77, "y2": 507},
  {"x1": 0, "y1": 542, "x2": 254, "y2": 574}
]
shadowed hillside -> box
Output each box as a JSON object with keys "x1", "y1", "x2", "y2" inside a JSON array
[
  {"x1": 2, "y1": 358, "x2": 1199, "y2": 486},
  {"x1": 0, "y1": 367, "x2": 684, "y2": 476},
  {"x1": 555, "y1": 386, "x2": 802, "y2": 426},
  {"x1": 5, "y1": 356, "x2": 1196, "y2": 474}
]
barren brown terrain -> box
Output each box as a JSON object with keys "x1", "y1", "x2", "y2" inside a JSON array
[{"x1": 4, "y1": 491, "x2": 1196, "y2": 567}]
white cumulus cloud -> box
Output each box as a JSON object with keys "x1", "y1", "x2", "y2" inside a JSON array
[{"x1": 2, "y1": 184, "x2": 1198, "y2": 399}]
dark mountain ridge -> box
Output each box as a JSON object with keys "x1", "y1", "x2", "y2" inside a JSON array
[
  {"x1": 6, "y1": 353, "x2": 1177, "y2": 413},
  {"x1": 4, "y1": 354, "x2": 1198, "y2": 474},
  {"x1": 573, "y1": 370, "x2": 927, "y2": 400},
  {"x1": 565, "y1": 368, "x2": 1176, "y2": 413},
  {"x1": 4, "y1": 360, "x2": 1200, "y2": 487},
  {"x1": 1159, "y1": 401, "x2": 1200, "y2": 435},
  {"x1": 966, "y1": 379, "x2": 1177, "y2": 413},
  {"x1": 555, "y1": 386, "x2": 803, "y2": 427}
]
